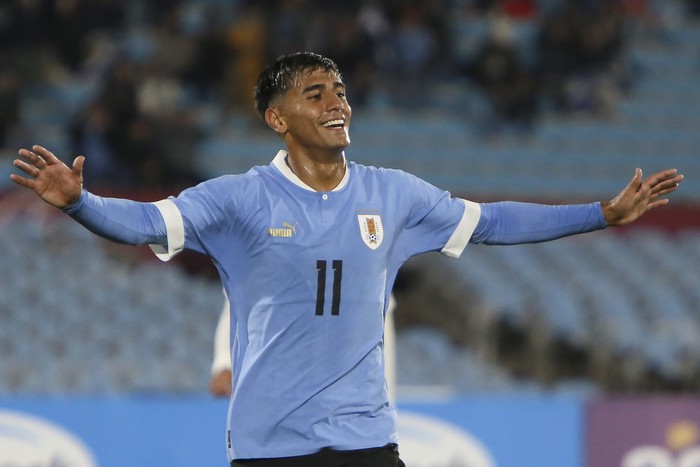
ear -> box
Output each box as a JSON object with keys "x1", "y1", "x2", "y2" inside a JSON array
[{"x1": 265, "y1": 108, "x2": 287, "y2": 135}]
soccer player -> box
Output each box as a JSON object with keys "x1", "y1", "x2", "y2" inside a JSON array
[{"x1": 11, "y1": 52, "x2": 682, "y2": 466}]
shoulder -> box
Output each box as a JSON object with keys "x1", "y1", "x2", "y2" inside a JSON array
[
  {"x1": 191, "y1": 167, "x2": 268, "y2": 195},
  {"x1": 349, "y1": 161, "x2": 437, "y2": 192},
  {"x1": 174, "y1": 167, "x2": 270, "y2": 212},
  {"x1": 350, "y1": 162, "x2": 421, "y2": 184}
]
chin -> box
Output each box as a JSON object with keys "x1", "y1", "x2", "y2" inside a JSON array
[{"x1": 329, "y1": 138, "x2": 350, "y2": 150}]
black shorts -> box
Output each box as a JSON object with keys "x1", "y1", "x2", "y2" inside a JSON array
[{"x1": 230, "y1": 443, "x2": 406, "y2": 467}]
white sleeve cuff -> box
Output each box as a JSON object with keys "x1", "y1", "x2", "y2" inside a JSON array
[
  {"x1": 149, "y1": 199, "x2": 185, "y2": 262},
  {"x1": 441, "y1": 199, "x2": 481, "y2": 258}
]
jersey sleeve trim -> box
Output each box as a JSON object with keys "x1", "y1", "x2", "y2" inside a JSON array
[
  {"x1": 441, "y1": 199, "x2": 481, "y2": 258},
  {"x1": 149, "y1": 199, "x2": 185, "y2": 261}
]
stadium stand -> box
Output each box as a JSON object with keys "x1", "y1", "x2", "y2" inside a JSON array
[{"x1": 1, "y1": 0, "x2": 699, "y2": 395}]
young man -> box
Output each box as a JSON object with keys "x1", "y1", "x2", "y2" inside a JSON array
[{"x1": 11, "y1": 52, "x2": 682, "y2": 466}]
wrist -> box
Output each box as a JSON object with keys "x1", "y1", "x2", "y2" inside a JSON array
[
  {"x1": 61, "y1": 189, "x2": 87, "y2": 214},
  {"x1": 601, "y1": 200, "x2": 625, "y2": 227}
]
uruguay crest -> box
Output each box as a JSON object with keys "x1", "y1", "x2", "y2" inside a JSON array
[{"x1": 357, "y1": 214, "x2": 383, "y2": 250}]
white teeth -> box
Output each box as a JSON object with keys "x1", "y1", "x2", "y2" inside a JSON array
[{"x1": 323, "y1": 119, "x2": 344, "y2": 127}]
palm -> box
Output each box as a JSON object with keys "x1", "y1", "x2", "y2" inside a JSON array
[
  {"x1": 36, "y1": 163, "x2": 82, "y2": 206},
  {"x1": 11, "y1": 146, "x2": 83, "y2": 208}
]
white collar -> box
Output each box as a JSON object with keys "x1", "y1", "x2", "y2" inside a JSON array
[{"x1": 272, "y1": 150, "x2": 350, "y2": 192}]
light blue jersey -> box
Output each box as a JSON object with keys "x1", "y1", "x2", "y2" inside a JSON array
[
  {"x1": 63, "y1": 148, "x2": 604, "y2": 459},
  {"x1": 153, "y1": 151, "x2": 480, "y2": 459}
]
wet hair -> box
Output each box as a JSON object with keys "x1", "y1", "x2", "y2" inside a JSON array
[{"x1": 254, "y1": 52, "x2": 342, "y2": 120}]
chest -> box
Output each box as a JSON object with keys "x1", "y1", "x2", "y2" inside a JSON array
[{"x1": 232, "y1": 187, "x2": 396, "y2": 282}]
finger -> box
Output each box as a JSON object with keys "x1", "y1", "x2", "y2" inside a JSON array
[
  {"x1": 9, "y1": 173, "x2": 36, "y2": 189},
  {"x1": 32, "y1": 145, "x2": 60, "y2": 165},
  {"x1": 18, "y1": 148, "x2": 34, "y2": 159},
  {"x1": 18, "y1": 148, "x2": 47, "y2": 168},
  {"x1": 643, "y1": 169, "x2": 680, "y2": 187},
  {"x1": 651, "y1": 185, "x2": 681, "y2": 198},
  {"x1": 13, "y1": 158, "x2": 41, "y2": 177},
  {"x1": 648, "y1": 175, "x2": 683, "y2": 195},
  {"x1": 646, "y1": 198, "x2": 670, "y2": 211}
]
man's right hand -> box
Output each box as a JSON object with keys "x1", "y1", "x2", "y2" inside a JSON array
[{"x1": 11, "y1": 145, "x2": 84, "y2": 208}]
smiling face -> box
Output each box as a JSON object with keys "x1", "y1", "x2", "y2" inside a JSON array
[{"x1": 265, "y1": 67, "x2": 352, "y2": 159}]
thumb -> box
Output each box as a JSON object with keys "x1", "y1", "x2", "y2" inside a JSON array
[
  {"x1": 619, "y1": 168, "x2": 642, "y2": 198},
  {"x1": 630, "y1": 167, "x2": 642, "y2": 190},
  {"x1": 72, "y1": 155, "x2": 85, "y2": 177}
]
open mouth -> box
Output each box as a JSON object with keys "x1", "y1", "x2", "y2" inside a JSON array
[{"x1": 322, "y1": 119, "x2": 345, "y2": 129}]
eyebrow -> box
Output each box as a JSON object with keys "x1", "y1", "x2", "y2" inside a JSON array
[{"x1": 301, "y1": 81, "x2": 345, "y2": 94}]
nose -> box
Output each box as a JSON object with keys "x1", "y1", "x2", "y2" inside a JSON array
[{"x1": 326, "y1": 93, "x2": 346, "y2": 112}]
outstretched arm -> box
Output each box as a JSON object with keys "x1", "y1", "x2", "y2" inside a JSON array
[
  {"x1": 601, "y1": 168, "x2": 683, "y2": 226},
  {"x1": 11, "y1": 145, "x2": 167, "y2": 246},
  {"x1": 471, "y1": 168, "x2": 683, "y2": 245}
]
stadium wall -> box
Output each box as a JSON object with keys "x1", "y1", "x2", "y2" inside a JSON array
[{"x1": 3, "y1": 394, "x2": 700, "y2": 466}]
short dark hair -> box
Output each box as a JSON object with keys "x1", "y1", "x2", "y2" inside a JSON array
[{"x1": 254, "y1": 52, "x2": 342, "y2": 120}]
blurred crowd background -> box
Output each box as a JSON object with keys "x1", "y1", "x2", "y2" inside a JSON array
[
  {"x1": 2, "y1": 0, "x2": 698, "y2": 188},
  {"x1": 1, "y1": 0, "x2": 700, "y2": 397}
]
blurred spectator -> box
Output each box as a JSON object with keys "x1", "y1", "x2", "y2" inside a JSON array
[
  {"x1": 84, "y1": 0, "x2": 126, "y2": 32},
  {"x1": 136, "y1": 61, "x2": 203, "y2": 187},
  {"x1": 470, "y1": 0, "x2": 537, "y2": 19},
  {"x1": 390, "y1": 5, "x2": 439, "y2": 107},
  {"x1": 137, "y1": 0, "x2": 184, "y2": 28},
  {"x1": 182, "y1": 11, "x2": 231, "y2": 101},
  {"x1": 147, "y1": 4, "x2": 197, "y2": 78},
  {"x1": 620, "y1": 0, "x2": 669, "y2": 43},
  {"x1": 499, "y1": 0, "x2": 537, "y2": 19},
  {"x1": 70, "y1": 101, "x2": 124, "y2": 187},
  {"x1": 690, "y1": 0, "x2": 700, "y2": 16},
  {"x1": 223, "y1": 4, "x2": 267, "y2": 116},
  {"x1": 2, "y1": 0, "x2": 49, "y2": 50},
  {"x1": 421, "y1": 1, "x2": 455, "y2": 73},
  {"x1": 153, "y1": 109, "x2": 204, "y2": 188},
  {"x1": 535, "y1": 0, "x2": 627, "y2": 116},
  {"x1": 47, "y1": 0, "x2": 91, "y2": 72},
  {"x1": 323, "y1": 8, "x2": 377, "y2": 107},
  {"x1": 267, "y1": 0, "x2": 309, "y2": 59},
  {"x1": 0, "y1": 67, "x2": 20, "y2": 147},
  {"x1": 99, "y1": 57, "x2": 140, "y2": 164},
  {"x1": 138, "y1": 61, "x2": 186, "y2": 119},
  {"x1": 355, "y1": 1, "x2": 394, "y2": 104},
  {"x1": 466, "y1": 11, "x2": 539, "y2": 130},
  {"x1": 1, "y1": 0, "x2": 52, "y2": 84},
  {"x1": 120, "y1": 116, "x2": 165, "y2": 187},
  {"x1": 535, "y1": 3, "x2": 584, "y2": 112},
  {"x1": 577, "y1": 3, "x2": 625, "y2": 74},
  {"x1": 393, "y1": 6, "x2": 436, "y2": 75}
]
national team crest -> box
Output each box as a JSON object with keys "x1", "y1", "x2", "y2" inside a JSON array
[{"x1": 357, "y1": 214, "x2": 383, "y2": 250}]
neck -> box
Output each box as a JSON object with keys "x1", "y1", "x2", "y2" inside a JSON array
[{"x1": 285, "y1": 149, "x2": 346, "y2": 192}]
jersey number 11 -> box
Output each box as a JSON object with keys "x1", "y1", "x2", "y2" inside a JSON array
[{"x1": 315, "y1": 260, "x2": 342, "y2": 316}]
